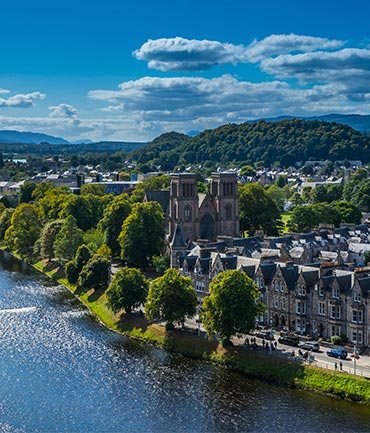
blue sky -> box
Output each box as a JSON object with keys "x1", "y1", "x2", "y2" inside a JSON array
[{"x1": 1, "y1": 0, "x2": 370, "y2": 142}]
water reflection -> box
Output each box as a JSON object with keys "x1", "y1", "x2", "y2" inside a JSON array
[{"x1": 0, "y1": 250, "x2": 369, "y2": 432}]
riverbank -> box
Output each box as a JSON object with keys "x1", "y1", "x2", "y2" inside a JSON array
[{"x1": 13, "y1": 255, "x2": 370, "y2": 405}]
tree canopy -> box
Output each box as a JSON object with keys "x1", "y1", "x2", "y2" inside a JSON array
[
  {"x1": 201, "y1": 270, "x2": 264, "y2": 344},
  {"x1": 145, "y1": 268, "x2": 197, "y2": 330},
  {"x1": 239, "y1": 182, "x2": 282, "y2": 235},
  {"x1": 107, "y1": 267, "x2": 148, "y2": 313},
  {"x1": 119, "y1": 201, "x2": 165, "y2": 268}
]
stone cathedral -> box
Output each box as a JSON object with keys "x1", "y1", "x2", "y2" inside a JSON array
[{"x1": 169, "y1": 172, "x2": 240, "y2": 265}]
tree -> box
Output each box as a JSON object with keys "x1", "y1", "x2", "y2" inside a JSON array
[
  {"x1": 0, "y1": 208, "x2": 14, "y2": 239},
  {"x1": 107, "y1": 268, "x2": 148, "y2": 313},
  {"x1": 238, "y1": 183, "x2": 282, "y2": 236},
  {"x1": 54, "y1": 215, "x2": 84, "y2": 261},
  {"x1": 59, "y1": 195, "x2": 94, "y2": 231},
  {"x1": 119, "y1": 202, "x2": 165, "y2": 268},
  {"x1": 31, "y1": 182, "x2": 56, "y2": 201},
  {"x1": 80, "y1": 183, "x2": 106, "y2": 196},
  {"x1": 98, "y1": 194, "x2": 131, "y2": 257},
  {"x1": 266, "y1": 184, "x2": 286, "y2": 211},
  {"x1": 19, "y1": 181, "x2": 36, "y2": 204},
  {"x1": 145, "y1": 268, "x2": 197, "y2": 330},
  {"x1": 65, "y1": 244, "x2": 92, "y2": 284},
  {"x1": 5, "y1": 203, "x2": 41, "y2": 252},
  {"x1": 201, "y1": 270, "x2": 263, "y2": 345},
  {"x1": 77, "y1": 254, "x2": 110, "y2": 292},
  {"x1": 40, "y1": 219, "x2": 63, "y2": 259},
  {"x1": 332, "y1": 201, "x2": 362, "y2": 224}
]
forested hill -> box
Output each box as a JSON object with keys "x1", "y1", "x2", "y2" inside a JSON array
[{"x1": 131, "y1": 120, "x2": 370, "y2": 169}]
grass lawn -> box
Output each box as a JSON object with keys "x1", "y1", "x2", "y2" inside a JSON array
[{"x1": 281, "y1": 211, "x2": 292, "y2": 232}]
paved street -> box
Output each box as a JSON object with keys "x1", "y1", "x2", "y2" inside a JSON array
[{"x1": 185, "y1": 313, "x2": 370, "y2": 378}]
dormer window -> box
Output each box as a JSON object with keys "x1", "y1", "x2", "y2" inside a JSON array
[
  {"x1": 332, "y1": 287, "x2": 339, "y2": 299},
  {"x1": 353, "y1": 292, "x2": 361, "y2": 303}
]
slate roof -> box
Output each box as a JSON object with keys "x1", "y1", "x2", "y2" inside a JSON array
[
  {"x1": 281, "y1": 265, "x2": 299, "y2": 290},
  {"x1": 144, "y1": 190, "x2": 170, "y2": 214},
  {"x1": 170, "y1": 224, "x2": 187, "y2": 248},
  {"x1": 260, "y1": 263, "x2": 276, "y2": 284}
]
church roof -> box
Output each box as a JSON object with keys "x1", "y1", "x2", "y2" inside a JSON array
[
  {"x1": 144, "y1": 190, "x2": 170, "y2": 214},
  {"x1": 170, "y1": 224, "x2": 187, "y2": 248}
]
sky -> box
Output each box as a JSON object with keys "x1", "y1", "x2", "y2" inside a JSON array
[{"x1": 1, "y1": 0, "x2": 370, "y2": 143}]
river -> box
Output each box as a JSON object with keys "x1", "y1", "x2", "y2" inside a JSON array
[{"x1": 0, "y1": 250, "x2": 369, "y2": 432}]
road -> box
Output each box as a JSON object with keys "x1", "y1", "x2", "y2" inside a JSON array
[{"x1": 186, "y1": 313, "x2": 370, "y2": 378}]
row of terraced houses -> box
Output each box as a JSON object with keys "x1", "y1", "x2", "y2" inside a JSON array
[{"x1": 159, "y1": 173, "x2": 370, "y2": 348}]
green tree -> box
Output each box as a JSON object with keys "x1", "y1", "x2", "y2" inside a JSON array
[
  {"x1": 59, "y1": 195, "x2": 94, "y2": 231},
  {"x1": 77, "y1": 255, "x2": 110, "y2": 292},
  {"x1": 119, "y1": 202, "x2": 165, "y2": 268},
  {"x1": 80, "y1": 183, "x2": 106, "y2": 196},
  {"x1": 266, "y1": 184, "x2": 286, "y2": 211},
  {"x1": 19, "y1": 181, "x2": 36, "y2": 204},
  {"x1": 201, "y1": 270, "x2": 263, "y2": 345},
  {"x1": 66, "y1": 244, "x2": 92, "y2": 284},
  {"x1": 0, "y1": 208, "x2": 14, "y2": 239},
  {"x1": 332, "y1": 201, "x2": 362, "y2": 224},
  {"x1": 40, "y1": 219, "x2": 63, "y2": 259},
  {"x1": 98, "y1": 194, "x2": 131, "y2": 257},
  {"x1": 107, "y1": 268, "x2": 148, "y2": 313},
  {"x1": 145, "y1": 268, "x2": 197, "y2": 330},
  {"x1": 54, "y1": 215, "x2": 84, "y2": 261},
  {"x1": 31, "y1": 182, "x2": 56, "y2": 201},
  {"x1": 238, "y1": 183, "x2": 282, "y2": 235},
  {"x1": 5, "y1": 203, "x2": 41, "y2": 252}
]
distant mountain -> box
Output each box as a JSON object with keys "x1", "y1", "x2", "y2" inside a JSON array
[
  {"x1": 0, "y1": 130, "x2": 70, "y2": 145},
  {"x1": 256, "y1": 114, "x2": 370, "y2": 133}
]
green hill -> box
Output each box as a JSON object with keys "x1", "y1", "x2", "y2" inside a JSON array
[{"x1": 131, "y1": 119, "x2": 370, "y2": 169}]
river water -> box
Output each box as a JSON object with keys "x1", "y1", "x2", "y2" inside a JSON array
[{"x1": 0, "y1": 251, "x2": 369, "y2": 432}]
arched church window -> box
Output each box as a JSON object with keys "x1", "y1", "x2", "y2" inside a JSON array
[
  {"x1": 225, "y1": 203, "x2": 232, "y2": 220},
  {"x1": 184, "y1": 205, "x2": 192, "y2": 221}
]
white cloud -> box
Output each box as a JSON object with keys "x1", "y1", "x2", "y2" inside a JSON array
[
  {"x1": 133, "y1": 36, "x2": 247, "y2": 71},
  {"x1": 260, "y1": 48, "x2": 370, "y2": 97},
  {"x1": 246, "y1": 33, "x2": 344, "y2": 62},
  {"x1": 0, "y1": 89, "x2": 10, "y2": 95},
  {"x1": 49, "y1": 103, "x2": 79, "y2": 118},
  {"x1": 87, "y1": 74, "x2": 368, "y2": 140},
  {"x1": 0, "y1": 91, "x2": 45, "y2": 108}
]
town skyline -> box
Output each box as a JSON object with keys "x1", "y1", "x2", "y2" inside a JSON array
[{"x1": 1, "y1": 0, "x2": 370, "y2": 142}]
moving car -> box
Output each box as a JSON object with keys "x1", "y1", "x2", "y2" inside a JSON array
[
  {"x1": 327, "y1": 348, "x2": 348, "y2": 359},
  {"x1": 298, "y1": 341, "x2": 320, "y2": 352}
]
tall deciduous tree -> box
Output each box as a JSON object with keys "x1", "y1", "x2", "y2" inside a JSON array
[
  {"x1": 98, "y1": 194, "x2": 131, "y2": 257},
  {"x1": 40, "y1": 219, "x2": 63, "y2": 260},
  {"x1": 119, "y1": 202, "x2": 165, "y2": 268},
  {"x1": 0, "y1": 208, "x2": 14, "y2": 239},
  {"x1": 19, "y1": 181, "x2": 36, "y2": 204},
  {"x1": 54, "y1": 215, "x2": 84, "y2": 261},
  {"x1": 201, "y1": 270, "x2": 263, "y2": 345},
  {"x1": 145, "y1": 268, "x2": 197, "y2": 330},
  {"x1": 239, "y1": 183, "x2": 282, "y2": 236},
  {"x1": 77, "y1": 254, "x2": 110, "y2": 292},
  {"x1": 5, "y1": 203, "x2": 41, "y2": 252},
  {"x1": 107, "y1": 268, "x2": 148, "y2": 313}
]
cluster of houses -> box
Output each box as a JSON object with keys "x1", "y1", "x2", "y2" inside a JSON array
[{"x1": 163, "y1": 173, "x2": 370, "y2": 348}]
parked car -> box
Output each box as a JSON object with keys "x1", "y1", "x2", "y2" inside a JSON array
[
  {"x1": 298, "y1": 341, "x2": 320, "y2": 352},
  {"x1": 278, "y1": 334, "x2": 299, "y2": 347},
  {"x1": 327, "y1": 348, "x2": 348, "y2": 359},
  {"x1": 252, "y1": 329, "x2": 275, "y2": 340}
]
